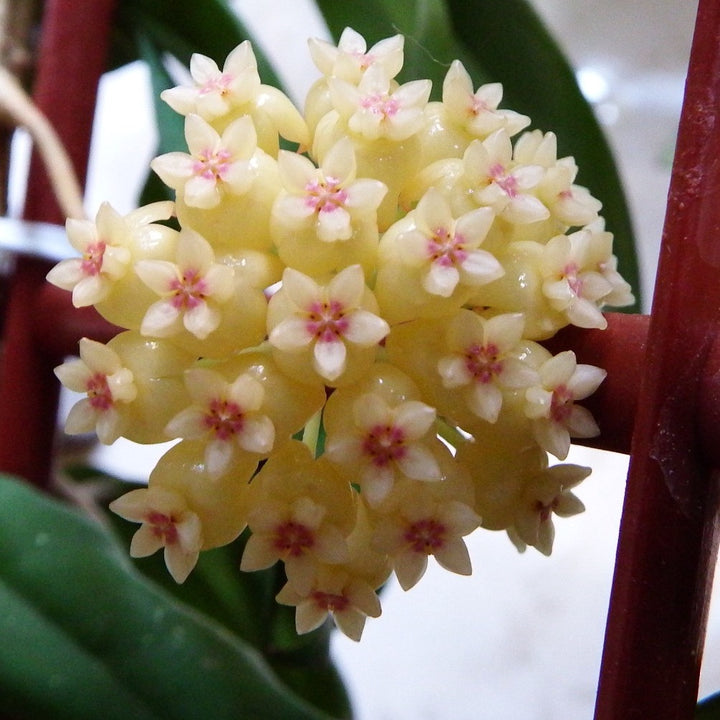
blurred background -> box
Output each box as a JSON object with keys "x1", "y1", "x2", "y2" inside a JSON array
[{"x1": 10, "y1": 1, "x2": 715, "y2": 718}]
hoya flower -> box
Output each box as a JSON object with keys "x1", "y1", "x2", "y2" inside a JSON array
[
  {"x1": 54, "y1": 337, "x2": 137, "y2": 444},
  {"x1": 160, "y1": 41, "x2": 261, "y2": 119},
  {"x1": 46, "y1": 202, "x2": 142, "y2": 307},
  {"x1": 540, "y1": 229, "x2": 616, "y2": 329},
  {"x1": 442, "y1": 60, "x2": 530, "y2": 139},
  {"x1": 524, "y1": 350, "x2": 606, "y2": 459},
  {"x1": 242, "y1": 494, "x2": 350, "y2": 595},
  {"x1": 437, "y1": 310, "x2": 539, "y2": 423},
  {"x1": 330, "y1": 63, "x2": 431, "y2": 142},
  {"x1": 276, "y1": 565, "x2": 382, "y2": 641},
  {"x1": 463, "y1": 130, "x2": 550, "y2": 224},
  {"x1": 135, "y1": 228, "x2": 234, "y2": 339},
  {"x1": 267, "y1": 264, "x2": 389, "y2": 382},
  {"x1": 583, "y1": 219, "x2": 635, "y2": 308},
  {"x1": 397, "y1": 188, "x2": 502, "y2": 297},
  {"x1": 325, "y1": 392, "x2": 442, "y2": 505},
  {"x1": 109, "y1": 486, "x2": 203, "y2": 583},
  {"x1": 507, "y1": 462, "x2": 589, "y2": 555},
  {"x1": 372, "y1": 486, "x2": 481, "y2": 590},
  {"x1": 165, "y1": 368, "x2": 275, "y2": 478},
  {"x1": 151, "y1": 115, "x2": 258, "y2": 209},
  {"x1": 273, "y1": 138, "x2": 387, "y2": 243},
  {"x1": 309, "y1": 27, "x2": 404, "y2": 83}
]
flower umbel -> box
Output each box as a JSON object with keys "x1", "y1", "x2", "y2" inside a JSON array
[{"x1": 51, "y1": 29, "x2": 631, "y2": 641}]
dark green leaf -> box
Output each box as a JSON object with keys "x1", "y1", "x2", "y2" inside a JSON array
[
  {"x1": 60, "y1": 466, "x2": 353, "y2": 719},
  {"x1": 697, "y1": 691, "x2": 720, "y2": 719},
  {"x1": 0, "y1": 474, "x2": 334, "y2": 720},
  {"x1": 441, "y1": 0, "x2": 640, "y2": 309}
]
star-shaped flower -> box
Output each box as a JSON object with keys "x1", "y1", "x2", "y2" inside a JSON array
[
  {"x1": 396, "y1": 188, "x2": 502, "y2": 297},
  {"x1": 160, "y1": 41, "x2": 261, "y2": 120},
  {"x1": 54, "y1": 337, "x2": 137, "y2": 444},
  {"x1": 309, "y1": 27, "x2": 404, "y2": 83},
  {"x1": 109, "y1": 486, "x2": 203, "y2": 583},
  {"x1": 442, "y1": 60, "x2": 530, "y2": 139},
  {"x1": 165, "y1": 368, "x2": 275, "y2": 478},
  {"x1": 135, "y1": 228, "x2": 234, "y2": 339},
  {"x1": 325, "y1": 392, "x2": 442, "y2": 505},
  {"x1": 524, "y1": 350, "x2": 606, "y2": 459},
  {"x1": 151, "y1": 114, "x2": 258, "y2": 209},
  {"x1": 330, "y1": 63, "x2": 431, "y2": 142},
  {"x1": 267, "y1": 264, "x2": 389, "y2": 382},
  {"x1": 46, "y1": 202, "x2": 167, "y2": 307},
  {"x1": 437, "y1": 310, "x2": 539, "y2": 423}
]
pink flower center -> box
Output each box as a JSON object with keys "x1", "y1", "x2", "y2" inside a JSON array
[
  {"x1": 169, "y1": 268, "x2": 208, "y2": 310},
  {"x1": 306, "y1": 300, "x2": 350, "y2": 343},
  {"x1": 563, "y1": 262, "x2": 583, "y2": 296},
  {"x1": 86, "y1": 372, "x2": 113, "y2": 411},
  {"x1": 198, "y1": 73, "x2": 233, "y2": 96},
  {"x1": 304, "y1": 176, "x2": 348, "y2": 214},
  {"x1": 203, "y1": 398, "x2": 244, "y2": 441},
  {"x1": 81, "y1": 241, "x2": 106, "y2": 276},
  {"x1": 193, "y1": 148, "x2": 233, "y2": 181},
  {"x1": 465, "y1": 342, "x2": 503, "y2": 384},
  {"x1": 273, "y1": 521, "x2": 315, "y2": 558},
  {"x1": 427, "y1": 227, "x2": 468, "y2": 267},
  {"x1": 489, "y1": 162, "x2": 518, "y2": 198},
  {"x1": 312, "y1": 590, "x2": 350, "y2": 613},
  {"x1": 362, "y1": 424, "x2": 406, "y2": 466},
  {"x1": 470, "y1": 95, "x2": 489, "y2": 116},
  {"x1": 360, "y1": 92, "x2": 400, "y2": 117},
  {"x1": 404, "y1": 518, "x2": 446, "y2": 554},
  {"x1": 147, "y1": 511, "x2": 179, "y2": 545},
  {"x1": 550, "y1": 384, "x2": 574, "y2": 423}
]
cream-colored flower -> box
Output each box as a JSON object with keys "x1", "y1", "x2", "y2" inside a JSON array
[
  {"x1": 273, "y1": 138, "x2": 386, "y2": 242},
  {"x1": 325, "y1": 393, "x2": 441, "y2": 505},
  {"x1": 276, "y1": 565, "x2": 382, "y2": 641},
  {"x1": 524, "y1": 350, "x2": 605, "y2": 459},
  {"x1": 309, "y1": 27, "x2": 404, "y2": 83},
  {"x1": 397, "y1": 188, "x2": 501, "y2": 297},
  {"x1": 330, "y1": 63, "x2": 431, "y2": 141},
  {"x1": 151, "y1": 114, "x2": 258, "y2": 209},
  {"x1": 160, "y1": 41, "x2": 261, "y2": 119},
  {"x1": 165, "y1": 368, "x2": 275, "y2": 478},
  {"x1": 109, "y1": 486, "x2": 203, "y2": 583},
  {"x1": 135, "y1": 228, "x2": 233, "y2": 339},
  {"x1": 540, "y1": 229, "x2": 616, "y2": 329},
  {"x1": 508, "y1": 462, "x2": 589, "y2": 555},
  {"x1": 54, "y1": 337, "x2": 137, "y2": 444},
  {"x1": 442, "y1": 60, "x2": 530, "y2": 139},
  {"x1": 268, "y1": 264, "x2": 389, "y2": 382},
  {"x1": 46, "y1": 202, "x2": 169, "y2": 307},
  {"x1": 437, "y1": 310, "x2": 538, "y2": 423},
  {"x1": 463, "y1": 130, "x2": 550, "y2": 223}
]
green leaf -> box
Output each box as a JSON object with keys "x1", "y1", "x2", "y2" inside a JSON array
[
  {"x1": 59, "y1": 466, "x2": 354, "y2": 719},
  {"x1": 441, "y1": 0, "x2": 640, "y2": 310},
  {"x1": 0, "y1": 474, "x2": 335, "y2": 720},
  {"x1": 697, "y1": 692, "x2": 720, "y2": 719}
]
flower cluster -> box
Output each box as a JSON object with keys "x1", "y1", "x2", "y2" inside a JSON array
[{"x1": 49, "y1": 28, "x2": 632, "y2": 641}]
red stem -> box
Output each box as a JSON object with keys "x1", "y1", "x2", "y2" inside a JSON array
[
  {"x1": 594, "y1": 0, "x2": 720, "y2": 716},
  {"x1": 0, "y1": 0, "x2": 117, "y2": 486}
]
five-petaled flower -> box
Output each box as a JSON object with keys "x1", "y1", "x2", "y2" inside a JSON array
[
  {"x1": 325, "y1": 392, "x2": 442, "y2": 505},
  {"x1": 524, "y1": 350, "x2": 606, "y2": 459},
  {"x1": 165, "y1": 368, "x2": 275, "y2": 477},
  {"x1": 151, "y1": 115, "x2": 258, "y2": 209},
  {"x1": 268, "y1": 264, "x2": 389, "y2": 382},
  {"x1": 135, "y1": 228, "x2": 234, "y2": 339},
  {"x1": 54, "y1": 337, "x2": 137, "y2": 444},
  {"x1": 438, "y1": 310, "x2": 539, "y2": 423},
  {"x1": 109, "y1": 486, "x2": 203, "y2": 583}
]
